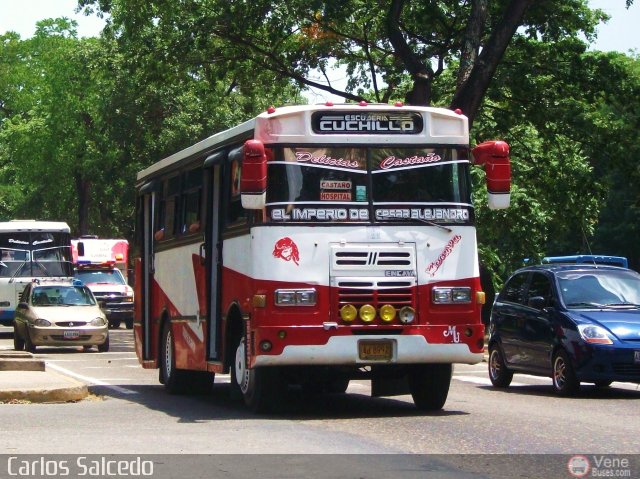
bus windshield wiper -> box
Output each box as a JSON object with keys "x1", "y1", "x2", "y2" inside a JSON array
[{"x1": 376, "y1": 217, "x2": 452, "y2": 233}]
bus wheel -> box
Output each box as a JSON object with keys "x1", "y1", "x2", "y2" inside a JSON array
[
  {"x1": 160, "y1": 322, "x2": 188, "y2": 394},
  {"x1": 407, "y1": 363, "x2": 452, "y2": 411},
  {"x1": 13, "y1": 327, "x2": 25, "y2": 351},
  {"x1": 232, "y1": 336, "x2": 281, "y2": 413}
]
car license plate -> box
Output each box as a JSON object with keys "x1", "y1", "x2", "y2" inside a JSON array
[
  {"x1": 358, "y1": 340, "x2": 393, "y2": 361},
  {"x1": 63, "y1": 330, "x2": 80, "y2": 339},
  {"x1": 634, "y1": 350, "x2": 640, "y2": 364}
]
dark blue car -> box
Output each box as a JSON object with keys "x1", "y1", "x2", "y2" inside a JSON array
[{"x1": 488, "y1": 264, "x2": 640, "y2": 395}]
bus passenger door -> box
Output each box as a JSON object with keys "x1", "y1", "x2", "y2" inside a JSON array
[
  {"x1": 138, "y1": 190, "x2": 155, "y2": 361},
  {"x1": 204, "y1": 157, "x2": 223, "y2": 361}
]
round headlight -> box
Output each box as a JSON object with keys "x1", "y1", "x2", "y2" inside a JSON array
[
  {"x1": 379, "y1": 304, "x2": 396, "y2": 322},
  {"x1": 90, "y1": 317, "x2": 107, "y2": 327},
  {"x1": 398, "y1": 306, "x2": 416, "y2": 324},
  {"x1": 340, "y1": 304, "x2": 357, "y2": 322},
  {"x1": 359, "y1": 304, "x2": 376, "y2": 322},
  {"x1": 34, "y1": 318, "x2": 51, "y2": 327}
]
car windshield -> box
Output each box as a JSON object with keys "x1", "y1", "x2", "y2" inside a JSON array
[
  {"x1": 557, "y1": 269, "x2": 640, "y2": 308},
  {"x1": 32, "y1": 286, "x2": 96, "y2": 306},
  {"x1": 75, "y1": 269, "x2": 126, "y2": 285}
]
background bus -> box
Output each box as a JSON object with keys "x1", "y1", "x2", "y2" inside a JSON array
[
  {"x1": 134, "y1": 103, "x2": 511, "y2": 412},
  {"x1": 0, "y1": 220, "x2": 73, "y2": 326}
]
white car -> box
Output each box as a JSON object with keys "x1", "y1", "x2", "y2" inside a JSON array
[{"x1": 13, "y1": 280, "x2": 109, "y2": 353}]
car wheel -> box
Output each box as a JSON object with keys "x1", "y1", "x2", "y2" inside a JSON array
[
  {"x1": 24, "y1": 331, "x2": 36, "y2": 353},
  {"x1": 13, "y1": 326, "x2": 25, "y2": 351},
  {"x1": 407, "y1": 363, "x2": 452, "y2": 411},
  {"x1": 97, "y1": 335, "x2": 110, "y2": 352},
  {"x1": 109, "y1": 320, "x2": 121, "y2": 329},
  {"x1": 83, "y1": 345, "x2": 93, "y2": 352},
  {"x1": 488, "y1": 344, "x2": 513, "y2": 388},
  {"x1": 125, "y1": 319, "x2": 133, "y2": 329},
  {"x1": 552, "y1": 349, "x2": 580, "y2": 396},
  {"x1": 231, "y1": 334, "x2": 282, "y2": 413}
]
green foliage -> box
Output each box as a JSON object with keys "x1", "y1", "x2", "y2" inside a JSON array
[{"x1": 2, "y1": 0, "x2": 639, "y2": 281}]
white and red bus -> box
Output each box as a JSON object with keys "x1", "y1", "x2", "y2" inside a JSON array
[{"x1": 134, "y1": 103, "x2": 511, "y2": 412}]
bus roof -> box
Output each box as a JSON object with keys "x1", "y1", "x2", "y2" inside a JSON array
[
  {"x1": 136, "y1": 104, "x2": 469, "y2": 183},
  {"x1": 0, "y1": 220, "x2": 71, "y2": 233}
]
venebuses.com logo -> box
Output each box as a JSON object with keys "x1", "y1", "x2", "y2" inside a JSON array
[{"x1": 568, "y1": 455, "x2": 632, "y2": 478}]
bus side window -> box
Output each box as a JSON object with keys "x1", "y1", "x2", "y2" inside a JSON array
[
  {"x1": 181, "y1": 168, "x2": 202, "y2": 234},
  {"x1": 165, "y1": 175, "x2": 181, "y2": 239}
]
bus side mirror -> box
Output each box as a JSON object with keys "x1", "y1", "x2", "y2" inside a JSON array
[
  {"x1": 472, "y1": 140, "x2": 511, "y2": 209},
  {"x1": 241, "y1": 139, "x2": 267, "y2": 210}
]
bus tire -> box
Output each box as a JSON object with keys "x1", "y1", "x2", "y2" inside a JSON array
[
  {"x1": 13, "y1": 327, "x2": 25, "y2": 351},
  {"x1": 232, "y1": 335, "x2": 282, "y2": 413},
  {"x1": 408, "y1": 363, "x2": 452, "y2": 411},
  {"x1": 160, "y1": 321, "x2": 188, "y2": 394}
]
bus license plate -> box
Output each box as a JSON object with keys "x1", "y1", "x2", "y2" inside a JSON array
[
  {"x1": 64, "y1": 330, "x2": 80, "y2": 339},
  {"x1": 634, "y1": 350, "x2": 640, "y2": 364},
  {"x1": 358, "y1": 340, "x2": 392, "y2": 361}
]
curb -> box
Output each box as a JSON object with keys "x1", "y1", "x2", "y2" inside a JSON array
[
  {"x1": 0, "y1": 370, "x2": 89, "y2": 403},
  {"x1": 0, "y1": 351, "x2": 89, "y2": 403},
  {"x1": 0, "y1": 351, "x2": 45, "y2": 371}
]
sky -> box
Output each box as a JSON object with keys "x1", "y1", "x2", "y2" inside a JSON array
[{"x1": 0, "y1": 0, "x2": 638, "y2": 103}]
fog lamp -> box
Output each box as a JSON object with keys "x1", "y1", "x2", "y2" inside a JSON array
[
  {"x1": 398, "y1": 306, "x2": 416, "y2": 324},
  {"x1": 340, "y1": 304, "x2": 357, "y2": 322},
  {"x1": 259, "y1": 340, "x2": 272, "y2": 352},
  {"x1": 359, "y1": 304, "x2": 376, "y2": 322},
  {"x1": 379, "y1": 304, "x2": 396, "y2": 322}
]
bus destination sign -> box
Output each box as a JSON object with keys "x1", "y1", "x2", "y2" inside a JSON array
[{"x1": 312, "y1": 111, "x2": 424, "y2": 134}]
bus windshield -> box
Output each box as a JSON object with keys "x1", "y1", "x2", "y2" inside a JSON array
[
  {"x1": 266, "y1": 146, "x2": 472, "y2": 224},
  {"x1": 0, "y1": 231, "x2": 73, "y2": 278}
]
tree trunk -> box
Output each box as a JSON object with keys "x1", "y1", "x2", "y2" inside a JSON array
[
  {"x1": 75, "y1": 175, "x2": 91, "y2": 236},
  {"x1": 451, "y1": 0, "x2": 535, "y2": 126},
  {"x1": 387, "y1": 0, "x2": 433, "y2": 106}
]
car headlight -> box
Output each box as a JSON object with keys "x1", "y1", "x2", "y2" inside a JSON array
[
  {"x1": 90, "y1": 317, "x2": 107, "y2": 327},
  {"x1": 34, "y1": 318, "x2": 51, "y2": 327},
  {"x1": 432, "y1": 287, "x2": 472, "y2": 304},
  {"x1": 578, "y1": 324, "x2": 613, "y2": 345},
  {"x1": 274, "y1": 289, "x2": 317, "y2": 306}
]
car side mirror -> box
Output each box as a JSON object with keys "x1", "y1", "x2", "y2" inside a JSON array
[{"x1": 527, "y1": 296, "x2": 547, "y2": 310}]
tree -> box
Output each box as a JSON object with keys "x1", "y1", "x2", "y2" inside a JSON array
[
  {"x1": 79, "y1": 0, "x2": 611, "y2": 126},
  {"x1": 0, "y1": 16, "x2": 302, "y2": 237}
]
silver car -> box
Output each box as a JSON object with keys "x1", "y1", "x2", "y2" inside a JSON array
[{"x1": 13, "y1": 281, "x2": 109, "y2": 353}]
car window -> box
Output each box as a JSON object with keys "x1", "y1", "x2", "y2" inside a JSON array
[
  {"x1": 558, "y1": 270, "x2": 640, "y2": 307},
  {"x1": 31, "y1": 286, "x2": 96, "y2": 306},
  {"x1": 499, "y1": 272, "x2": 528, "y2": 304},
  {"x1": 526, "y1": 273, "x2": 552, "y2": 308}
]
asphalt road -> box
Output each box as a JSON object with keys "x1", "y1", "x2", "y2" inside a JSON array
[{"x1": 0, "y1": 326, "x2": 639, "y2": 477}]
